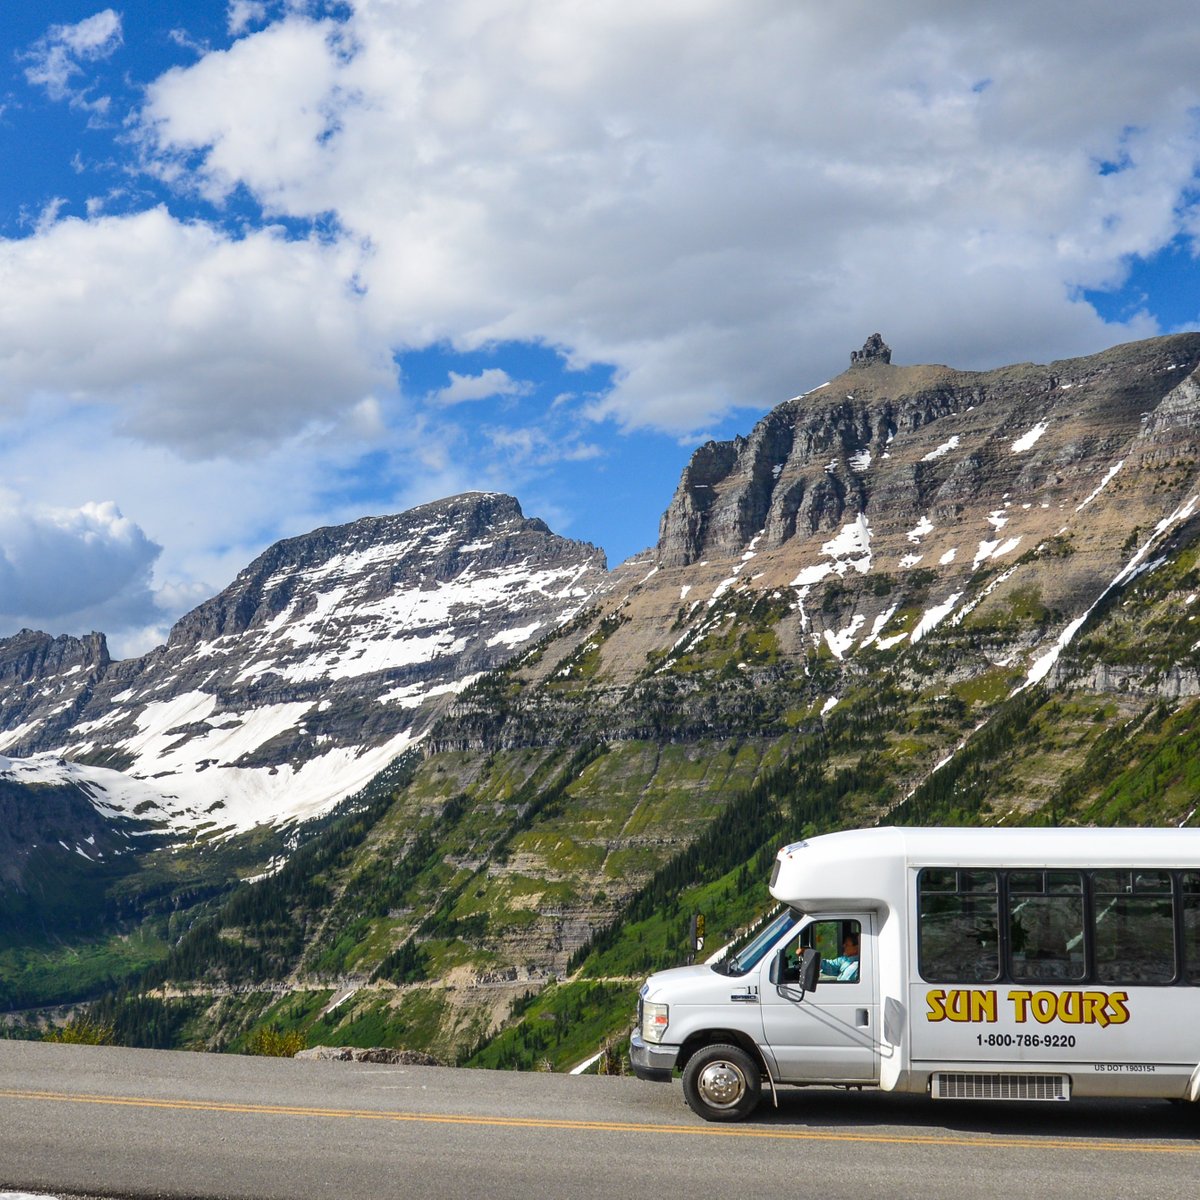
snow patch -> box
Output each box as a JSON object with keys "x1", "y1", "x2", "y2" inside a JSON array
[
  {"x1": 906, "y1": 516, "x2": 934, "y2": 543},
  {"x1": 973, "y1": 536, "x2": 1021, "y2": 568},
  {"x1": 823, "y1": 614, "x2": 866, "y2": 660},
  {"x1": 708, "y1": 533, "x2": 764, "y2": 605},
  {"x1": 1010, "y1": 421, "x2": 1049, "y2": 453},
  {"x1": 921, "y1": 436, "x2": 960, "y2": 462},
  {"x1": 788, "y1": 514, "x2": 872, "y2": 588},
  {"x1": 1020, "y1": 493, "x2": 1200, "y2": 691},
  {"x1": 486, "y1": 621, "x2": 542, "y2": 649},
  {"x1": 1075, "y1": 460, "x2": 1125, "y2": 512},
  {"x1": 911, "y1": 592, "x2": 963, "y2": 643},
  {"x1": 859, "y1": 605, "x2": 899, "y2": 650}
]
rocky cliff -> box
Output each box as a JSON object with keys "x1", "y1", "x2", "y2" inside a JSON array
[{"x1": 657, "y1": 333, "x2": 1200, "y2": 580}]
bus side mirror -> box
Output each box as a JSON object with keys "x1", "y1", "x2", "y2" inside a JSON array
[
  {"x1": 770, "y1": 948, "x2": 820, "y2": 995},
  {"x1": 801, "y1": 948, "x2": 821, "y2": 993}
]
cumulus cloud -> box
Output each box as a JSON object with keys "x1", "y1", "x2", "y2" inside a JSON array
[
  {"x1": 429, "y1": 368, "x2": 532, "y2": 406},
  {"x1": 227, "y1": 1, "x2": 270, "y2": 36},
  {"x1": 0, "y1": 208, "x2": 393, "y2": 457},
  {"x1": 121, "y1": 1, "x2": 1200, "y2": 437},
  {"x1": 0, "y1": 386, "x2": 442, "y2": 656},
  {"x1": 0, "y1": 496, "x2": 161, "y2": 636},
  {"x1": 481, "y1": 425, "x2": 602, "y2": 472},
  {"x1": 24, "y1": 9, "x2": 123, "y2": 109}
]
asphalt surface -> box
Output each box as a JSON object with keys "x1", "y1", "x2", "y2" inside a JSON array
[{"x1": 2, "y1": 1039, "x2": 1199, "y2": 1200}]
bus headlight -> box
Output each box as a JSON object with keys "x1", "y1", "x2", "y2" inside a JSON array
[{"x1": 642, "y1": 1001, "x2": 669, "y2": 1044}]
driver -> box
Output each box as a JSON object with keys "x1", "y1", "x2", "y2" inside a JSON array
[{"x1": 816, "y1": 930, "x2": 860, "y2": 982}]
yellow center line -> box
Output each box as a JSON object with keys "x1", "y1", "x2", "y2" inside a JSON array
[{"x1": 1, "y1": 1088, "x2": 1197, "y2": 1155}]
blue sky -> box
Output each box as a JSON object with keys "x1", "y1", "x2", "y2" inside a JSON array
[{"x1": 2, "y1": 2, "x2": 1199, "y2": 656}]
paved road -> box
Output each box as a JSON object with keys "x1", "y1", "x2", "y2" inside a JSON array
[{"x1": 2, "y1": 1040, "x2": 1199, "y2": 1200}]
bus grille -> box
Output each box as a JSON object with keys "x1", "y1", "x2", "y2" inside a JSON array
[{"x1": 932, "y1": 1073, "x2": 1070, "y2": 1102}]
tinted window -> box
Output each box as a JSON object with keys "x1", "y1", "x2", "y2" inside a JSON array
[
  {"x1": 1008, "y1": 870, "x2": 1086, "y2": 983},
  {"x1": 1183, "y1": 873, "x2": 1200, "y2": 982},
  {"x1": 919, "y1": 866, "x2": 1195, "y2": 985},
  {"x1": 1094, "y1": 897, "x2": 1175, "y2": 983},
  {"x1": 919, "y1": 869, "x2": 1000, "y2": 982}
]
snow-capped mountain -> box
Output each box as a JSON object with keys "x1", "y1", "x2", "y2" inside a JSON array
[{"x1": 0, "y1": 493, "x2": 606, "y2": 835}]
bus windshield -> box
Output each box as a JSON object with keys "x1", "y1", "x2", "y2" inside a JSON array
[{"x1": 714, "y1": 907, "x2": 801, "y2": 977}]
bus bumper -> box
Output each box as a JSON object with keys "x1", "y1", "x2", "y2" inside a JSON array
[{"x1": 630, "y1": 1030, "x2": 677, "y2": 1082}]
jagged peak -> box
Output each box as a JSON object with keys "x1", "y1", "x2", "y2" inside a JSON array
[
  {"x1": 850, "y1": 332, "x2": 891, "y2": 368},
  {"x1": 0, "y1": 628, "x2": 109, "y2": 682}
]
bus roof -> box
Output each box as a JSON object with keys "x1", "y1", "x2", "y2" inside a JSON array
[{"x1": 769, "y1": 826, "x2": 1200, "y2": 911}]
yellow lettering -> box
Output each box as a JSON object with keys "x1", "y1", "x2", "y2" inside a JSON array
[
  {"x1": 1056, "y1": 991, "x2": 1083, "y2": 1024},
  {"x1": 946, "y1": 990, "x2": 972, "y2": 1021},
  {"x1": 1008, "y1": 990, "x2": 1032, "y2": 1023},
  {"x1": 1106, "y1": 991, "x2": 1130, "y2": 1025},
  {"x1": 1031, "y1": 991, "x2": 1057, "y2": 1023},
  {"x1": 1083, "y1": 991, "x2": 1110, "y2": 1027},
  {"x1": 971, "y1": 991, "x2": 998, "y2": 1023},
  {"x1": 928, "y1": 989, "x2": 999, "y2": 1023},
  {"x1": 995, "y1": 990, "x2": 1130, "y2": 1028}
]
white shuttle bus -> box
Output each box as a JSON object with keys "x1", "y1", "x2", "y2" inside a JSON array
[{"x1": 630, "y1": 827, "x2": 1200, "y2": 1121}]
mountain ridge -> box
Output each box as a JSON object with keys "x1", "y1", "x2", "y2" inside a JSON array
[{"x1": 0, "y1": 491, "x2": 606, "y2": 838}]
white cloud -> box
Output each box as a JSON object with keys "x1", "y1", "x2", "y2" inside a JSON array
[
  {"x1": 0, "y1": 495, "x2": 161, "y2": 636},
  {"x1": 430, "y1": 368, "x2": 532, "y2": 406},
  {"x1": 0, "y1": 207, "x2": 393, "y2": 457},
  {"x1": 24, "y1": 10, "x2": 123, "y2": 108},
  {"x1": 5, "y1": 0, "x2": 1200, "y2": 651},
  {"x1": 0, "y1": 387, "x2": 449, "y2": 656},
  {"x1": 486, "y1": 424, "x2": 603, "y2": 467},
  {"x1": 228, "y1": 1, "x2": 270, "y2": 36},
  {"x1": 122, "y1": 2, "x2": 1200, "y2": 437}
]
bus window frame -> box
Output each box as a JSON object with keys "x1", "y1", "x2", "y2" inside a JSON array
[{"x1": 916, "y1": 866, "x2": 1187, "y2": 988}]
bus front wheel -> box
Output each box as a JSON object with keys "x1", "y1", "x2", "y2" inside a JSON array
[{"x1": 681, "y1": 1043, "x2": 762, "y2": 1122}]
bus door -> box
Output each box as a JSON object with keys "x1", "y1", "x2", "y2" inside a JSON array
[{"x1": 758, "y1": 914, "x2": 879, "y2": 1083}]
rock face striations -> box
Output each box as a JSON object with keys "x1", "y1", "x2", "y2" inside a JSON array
[
  {"x1": 0, "y1": 493, "x2": 605, "y2": 834},
  {"x1": 655, "y1": 334, "x2": 1200, "y2": 607}
]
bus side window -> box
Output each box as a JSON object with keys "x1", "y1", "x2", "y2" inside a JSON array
[
  {"x1": 1093, "y1": 869, "x2": 1175, "y2": 985},
  {"x1": 1009, "y1": 871, "x2": 1086, "y2": 983},
  {"x1": 918, "y1": 869, "x2": 999, "y2": 983},
  {"x1": 800, "y1": 919, "x2": 861, "y2": 983},
  {"x1": 1183, "y1": 874, "x2": 1200, "y2": 982}
]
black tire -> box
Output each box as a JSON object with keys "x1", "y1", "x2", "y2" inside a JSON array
[{"x1": 681, "y1": 1043, "x2": 762, "y2": 1122}]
